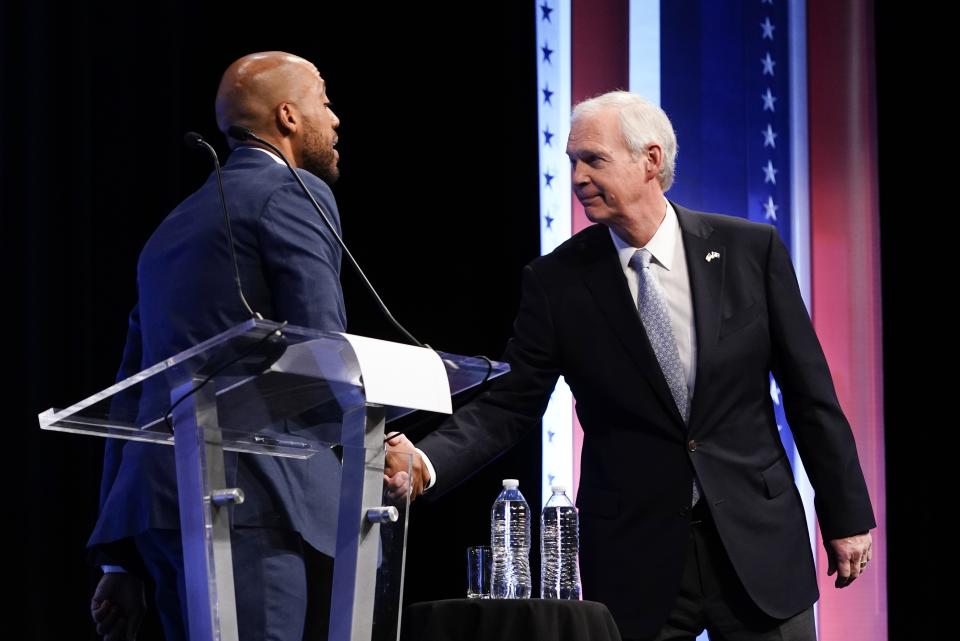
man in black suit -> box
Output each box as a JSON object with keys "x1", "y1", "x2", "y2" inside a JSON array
[
  {"x1": 388, "y1": 91, "x2": 875, "y2": 640},
  {"x1": 89, "y1": 52, "x2": 345, "y2": 641}
]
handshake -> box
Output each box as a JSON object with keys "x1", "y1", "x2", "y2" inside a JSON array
[{"x1": 383, "y1": 432, "x2": 431, "y2": 502}]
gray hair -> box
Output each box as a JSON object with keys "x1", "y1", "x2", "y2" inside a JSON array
[{"x1": 572, "y1": 91, "x2": 678, "y2": 191}]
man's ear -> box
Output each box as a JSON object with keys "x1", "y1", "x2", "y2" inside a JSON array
[
  {"x1": 275, "y1": 102, "x2": 299, "y2": 135},
  {"x1": 644, "y1": 144, "x2": 663, "y2": 182}
]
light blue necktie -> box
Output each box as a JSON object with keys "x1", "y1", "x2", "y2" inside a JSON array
[{"x1": 631, "y1": 248, "x2": 700, "y2": 505}]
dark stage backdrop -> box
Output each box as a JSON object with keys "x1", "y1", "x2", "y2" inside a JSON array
[
  {"x1": 2, "y1": 2, "x2": 539, "y2": 639},
  {"x1": 0, "y1": 1, "x2": 936, "y2": 639}
]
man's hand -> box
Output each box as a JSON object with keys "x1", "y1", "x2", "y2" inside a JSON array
[
  {"x1": 91, "y1": 572, "x2": 146, "y2": 641},
  {"x1": 826, "y1": 531, "x2": 873, "y2": 588},
  {"x1": 384, "y1": 432, "x2": 430, "y2": 502}
]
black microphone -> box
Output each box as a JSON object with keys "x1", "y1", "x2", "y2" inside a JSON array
[
  {"x1": 227, "y1": 125, "x2": 425, "y2": 348},
  {"x1": 184, "y1": 131, "x2": 259, "y2": 320},
  {"x1": 183, "y1": 131, "x2": 204, "y2": 149}
]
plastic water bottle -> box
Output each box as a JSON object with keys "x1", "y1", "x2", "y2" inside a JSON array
[
  {"x1": 540, "y1": 485, "x2": 581, "y2": 599},
  {"x1": 490, "y1": 479, "x2": 532, "y2": 599}
]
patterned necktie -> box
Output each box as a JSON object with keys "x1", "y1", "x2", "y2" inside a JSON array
[
  {"x1": 631, "y1": 248, "x2": 700, "y2": 505},
  {"x1": 631, "y1": 248, "x2": 689, "y2": 422}
]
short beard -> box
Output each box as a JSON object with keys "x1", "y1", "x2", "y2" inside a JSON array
[{"x1": 301, "y1": 122, "x2": 340, "y2": 185}]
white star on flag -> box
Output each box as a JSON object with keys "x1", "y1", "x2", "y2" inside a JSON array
[
  {"x1": 763, "y1": 195, "x2": 778, "y2": 221},
  {"x1": 763, "y1": 160, "x2": 778, "y2": 184},
  {"x1": 762, "y1": 88, "x2": 777, "y2": 111},
  {"x1": 762, "y1": 124, "x2": 777, "y2": 148},
  {"x1": 762, "y1": 52, "x2": 776, "y2": 76},
  {"x1": 761, "y1": 17, "x2": 775, "y2": 40}
]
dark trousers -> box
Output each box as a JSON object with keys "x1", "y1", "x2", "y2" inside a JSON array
[
  {"x1": 135, "y1": 527, "x2": 333, "y2": 641},
  {"x1": 633, "y1": 502, "x2": 816, "y2": 641}
]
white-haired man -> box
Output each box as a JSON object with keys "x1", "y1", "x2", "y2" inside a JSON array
[{"x1": 390, "y1": 91, "x2": 875, "y2": 640}]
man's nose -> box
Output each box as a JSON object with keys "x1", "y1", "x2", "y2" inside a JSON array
[{"x1": 571, "y1": 161, "x2": 589, "y2": 185}]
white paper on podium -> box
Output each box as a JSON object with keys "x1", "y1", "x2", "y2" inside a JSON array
[{"x1": 339, "y1": 333, "x2": 452, "y2": 414}]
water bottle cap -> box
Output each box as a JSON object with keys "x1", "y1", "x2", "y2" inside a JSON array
[
  {"x1": 502, "y1": 479, "x2": 520, "y2": 489},
  {"x1": 550, "y1": 484, "x2": 567, "y2": 493}
]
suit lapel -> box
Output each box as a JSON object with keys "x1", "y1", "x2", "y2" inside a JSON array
[
  {"x1": 578, "y1": 226, "x2": 687, "y2": 429},
  {"x1": 674, "y1": 204, "x2": 724, "y2": 430}
]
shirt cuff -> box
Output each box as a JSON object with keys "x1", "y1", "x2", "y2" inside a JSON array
[
  {"x1": 415, "y1": 447, "x2": 437, "y2": 491},
  {"x1": 101, "y1": 565, "x2": 127, "y2": 574}
]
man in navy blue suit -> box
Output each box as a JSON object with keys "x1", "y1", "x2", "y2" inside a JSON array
[{"x1": 89, "y1": 51, "x2": 345, "y2": 641}]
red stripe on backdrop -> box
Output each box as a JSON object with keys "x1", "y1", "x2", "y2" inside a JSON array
[
  {"x1": 572, "y1": 0, "x2": 630, "y2": 236},
  {"x1": 570, "y1": 0, "x2": 629, "y2": 503},
  {"x1": 808, "y1": 1, "x2": 887, "y2": 639}
]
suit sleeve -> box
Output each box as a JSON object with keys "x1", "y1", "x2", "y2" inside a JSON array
[
  {"x1": 418, "y1": 264, "x2": 562, "y2": 495},
  {"x1": 99, "y1": 304, "x2": 143, "y2": 509},
  {"x1": 257, "y1": 176, "x2": 347, "y2": 332},
  {"x1": 765, "y1": 227, "x2": 876, "y2": 540},
  {"x1": 90, "y1": 304, "x2": 144, "y2": 569}
]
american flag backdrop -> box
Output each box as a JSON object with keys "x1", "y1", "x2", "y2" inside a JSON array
[{"x1": 535, "y1": 2, "x2": 886, "y2": 639}]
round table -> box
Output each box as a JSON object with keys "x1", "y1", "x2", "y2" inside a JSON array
[{"x1": 401, "y1": 598, "x2": 623, "y2": 641}]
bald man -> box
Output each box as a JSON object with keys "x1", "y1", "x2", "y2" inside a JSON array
[{"x1": 89, "y1": 52, "x2": 345, "y2": 641}]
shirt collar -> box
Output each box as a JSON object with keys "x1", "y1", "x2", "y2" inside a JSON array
[
  {"x1": 233, "y1": 145, "x2": 286, "y2": 166},
  {"x1": 610, "y1": 199, "x2": 680, "y2": 272}
]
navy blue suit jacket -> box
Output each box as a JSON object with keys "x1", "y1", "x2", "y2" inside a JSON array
[
  {"x1": 419, "y1": 205, "x2": 875, "y2": 638},
  {"x1": 89, "y1": 147, "x2": 346, "y2": 562}
]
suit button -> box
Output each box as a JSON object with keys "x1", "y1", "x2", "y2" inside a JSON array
[{"x1": 687, "y1": 439, "x2": 697, "y2": 452}]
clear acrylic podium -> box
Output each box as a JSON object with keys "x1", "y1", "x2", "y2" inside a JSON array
[{"x1": 38, "y1": 318, "x2": 508, "y2": 641}]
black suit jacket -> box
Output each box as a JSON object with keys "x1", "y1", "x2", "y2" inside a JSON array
[{"x1": 419, "y1": 204, "x2": 875, "y2": 638}]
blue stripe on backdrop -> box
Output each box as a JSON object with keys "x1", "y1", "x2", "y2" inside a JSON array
[{"x1": 659, "y1": 0, "x2": 799, "y2": 469}]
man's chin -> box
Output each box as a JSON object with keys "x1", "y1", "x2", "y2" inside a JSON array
[
  {"x1": 325, "y1": 165, "x2": 340, "y2": 185},
  {"x1": 582, "y1": 207, "x2": 607, "y2": 224},
  {"x1": 306, "y1": 162, "x2": 339, "y2": 185}
]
